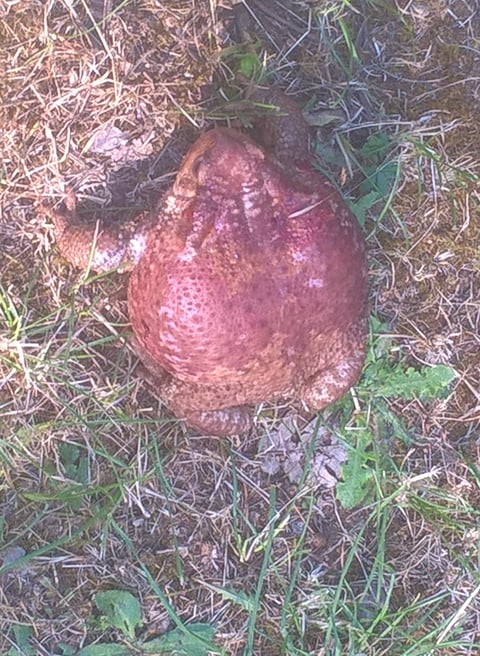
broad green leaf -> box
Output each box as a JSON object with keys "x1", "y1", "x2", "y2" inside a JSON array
[
  {"x1": 348, "y1": 190, "x2": 381, "y2": 226},
  {"x1": 361, "y1": 160, "x2": 397, "y2": 197},
  {"x1": 59, "y1": 442, "x2": 89, "y2": 484},
  {"x1": 314, "y1": 141, "x2": 345, "y2": 167},
  {"x1": 94, "y1": 590, "x2": 142, "y2": 640},
  {"x1": 8, "y1": 626, "x2": 35, "y2": 656},
  {"x1": 361, "y1": 132, "x2": 390, "y2": 159},
  {"x1": 142, "y1": 623, "x2": 216, "y2": 655}
]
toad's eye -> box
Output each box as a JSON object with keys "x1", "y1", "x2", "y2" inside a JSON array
[{"x1": 190, "y1": 156, "x2": 204, "y2": 181}]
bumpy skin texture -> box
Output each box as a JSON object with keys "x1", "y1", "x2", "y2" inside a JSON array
[{"x1": 50, "y1": 94, "x2": 368, "y2": 436}]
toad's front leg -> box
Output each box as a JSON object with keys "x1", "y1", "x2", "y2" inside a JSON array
[
  {"x1": 46, "y1": 188, "x2": 153, "y2": 273},
  {"x1": 300, "y1": 321, "x2": 368, "y2": 411}
]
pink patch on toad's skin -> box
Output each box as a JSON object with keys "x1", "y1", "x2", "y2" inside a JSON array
[{"x1": 51, "y1": 93, "x2": 369, "y2": 436}]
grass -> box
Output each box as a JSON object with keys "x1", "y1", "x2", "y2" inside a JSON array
[{"x1": 1, "y1": 0, "x2": 480, "y2": 654}]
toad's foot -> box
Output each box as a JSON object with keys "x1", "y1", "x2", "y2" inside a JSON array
[
  {"x1": 133, "y1": 343, "x2": 255, "y2": 436},
  {"x1": 184, "y1": 406, "x2": 253, "y2": 436}
]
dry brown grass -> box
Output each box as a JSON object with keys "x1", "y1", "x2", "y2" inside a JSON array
[{"x1": 1, "y1": 1, "x2": 479, "y2": 654}]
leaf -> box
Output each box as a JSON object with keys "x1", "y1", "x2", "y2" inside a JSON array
[
  {"x1": 375, "y1": 160, "x2": 398, "y2": 196},
  {"x1": 77, "y1": 645, "x2": 130, "y2": 656},
  {"x1": 94, "y1": 590, "x2": 142, "y2": 640},
  {"x1": 360, "y1": 319, "x2": 457, "y2": 402},
  {"x1": 142, "y1": 623, "x2": 216, "y2": 656},
  {"x1": 59, "y1": 442, "x2": 89, "y2": 484},
  {"x1": 361, "y1": 132, "x2": 390, "y2": 160},
  {"x1": 237, "y1": 53, "x2": 262, "y2": 79},
  {"x1": 361, "y1": 160, "x2": 397, "y2": 197},
  {"x1": 314, "y1": 141, "x2": 345, "y2": 167},
  {"x1": 336, "y1": 429, "x2": 375, "y2": 510},
  {"x1": 348, "y1": 190, "x2": 381, "y2": 226},
  {"x1": 57, "y1": 643, "x2": 76, "y2": 656},
  {"x1": 306, "y1": 109, "x2": 344, "y2": 127},
  {"x1": 202, "y1": 584, "x2": 255, "y2": 611},
  {"x1": 367, "y1": 364, "x2": 457, "y2": 400},
  {"x1": 8, "y1": 626, "x2": 35, "y2": 656},
  {"x1": 374, "y1": 398, "x2": 414, "y2": 445}
]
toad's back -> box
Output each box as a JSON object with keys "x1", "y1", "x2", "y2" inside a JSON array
[{"x1": 128, "y1": 129, "x2": 367, "y2": 397}]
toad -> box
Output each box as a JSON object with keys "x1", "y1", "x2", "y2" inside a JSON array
[{"x1": 50, "y1": 90, "x2": 368, "y2": 436}]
